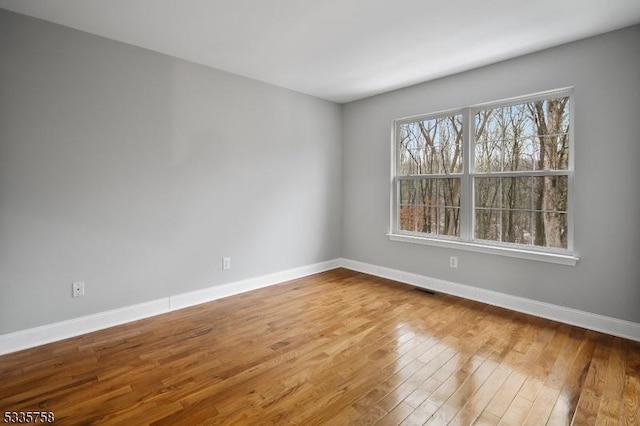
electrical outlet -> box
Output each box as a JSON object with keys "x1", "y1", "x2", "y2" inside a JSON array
[
  {"x1": 449, "y1": 256, "x2": 458, "y2": 268},
  {"x1": 222, "y1": 257, "x2": 231, "y2": 270},
  {"x1": 72, "y1": 281, "x2": 85, "y2": 298}
]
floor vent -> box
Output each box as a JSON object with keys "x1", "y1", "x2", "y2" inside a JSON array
[{"x1": 414, "y1": 287, "x2": 436, "y2": 295}]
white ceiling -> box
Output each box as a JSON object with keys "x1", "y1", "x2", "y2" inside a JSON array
[{"x1": 2, "y1": 0, "x2": 640, "y2": 103}]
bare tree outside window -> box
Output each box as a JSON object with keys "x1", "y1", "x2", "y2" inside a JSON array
[
  {"x1": 474, "y1": 97, "x2": 570, "y2": 249},
  {"x1": 398, "y1": 114, "x2": 462, "y2": 237}
]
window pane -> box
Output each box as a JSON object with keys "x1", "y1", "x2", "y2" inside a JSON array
[
  {"x1": 532, "y1": 176, "x2": 568, "y2": 212},
  {"x1": 475, "y1": 97, "x2": 570, "y2": 172},
  {"x1": 398, "y1": 177, "x2": 460, "y2": 236},
  {"x1": 501, "y1": 211, "x2": 533, "y2": 245},
  {"x1": 437, "y1": 178, "x2": 461, "y2": 208},
  {"x1": 399, "y1": 205, "x2": 417, "y2": 232},
  {"x1": 416, "y1": 178, "x2": 437, "y2": 207},
  {"x1": 474, "y1": 177, "x2": 500, "y2": 209},
  {"x1": 526, "y1": 98, "x2": 570, "y2": 171},
  {"x1": 398, "y1": 179, "x2": 416, "y2": 232},
  {"x1": 397, "y1": 125, "x2": 423, "y2": 175},
  {"x1": 474, "y1": 133, "x2": 502, "y2": 172},
  {"x1": 520, "y1": 137, "x2": 539, "y2": 171},
  {"x1": 399, "y1": 179, "x2": 416, "y2": 206},
  {"x1": 475, "y1": 209, "x2": 500, "y2": 241},
  {"x1": 398, "y1": 115, "x2": 463, "y2": 175},
  {"x1": 535, "y1": 212, "x2": 568, "y2": 249},
  {"x1": 414, "y1": 204, "x2": 438, "y2": 234},
  {"x1": 504, "y1": 135, "x2": 538, "y2": 172},
  {"x1": 475, "y1": 176, "x2": 568, "y2": 248},
  {"x1": 438, "y1": 207, "x2": 460, "y2": 237},
  {"x1": 408, "y1": 178, "x2": 461, "y2": 209},
  {"x1": 501, "y1": 177, "x2": 533, "y2": 211}
]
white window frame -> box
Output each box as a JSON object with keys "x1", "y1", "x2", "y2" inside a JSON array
[{"x1": 388, "y1": 88, "x2": 578, "y2": 266}]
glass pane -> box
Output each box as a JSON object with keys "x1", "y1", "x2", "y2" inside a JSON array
[
  {"x1": 414, "y1": 204, "x2": 438, "y2": 234},
  {"x1": 475, "y1": 107, "x2": 504, "y2": 172},
  {"x1": 532, "y1": 176, "x2": 568, "y2": 212},
  {"x1": 527, "y1": 98, "x2": 571, "y2": 137},
  {"x1": 399, "y1": 205, "x2": 417, "y2": 232},
  {"x1": 399, "y1": 179, "x2": 416, "y2": 206},
  {"x1": 474, "y1": 174, "x2": 569, "y2": 249},
  {"x1": 438, "y1": 178, "x2": 461, "y2": 208},
  {"x1": 438, "y1": 207, "x2": 460, "y2": 237},
  {"x1": 398, "y1": 114, "x2": 463, "y2": 175},
  {"x1": 398, "y1": 179, "x2": 417, "y2": 232},
  {"x1": 475, "y1": 209, "x2": 500, "y2": 241},
  {"x1": 398, "y1": 123, "x2": 423, "y2": 176},
  {"x1": 475, "y1": 96, "x2": 570, "y2": 172},
  {"x1": 501, "y1": 211, "x2": 533, "y2": 245},
  {"x1": 532, "y1": 210, "x2": 545, "y2": 247},
  {"x1": 556, "y1": 175, "x2": 569, "y2": 212},
  {"x1": 500, "y1": 104, "x2": 530, "y2": 172},
  {"x1": 416, "y1": 178, "x2": 437, "y2": 207},
  {"x1": 474, "y1": 135, "x2": 502, "y2": 172},
  {"x1": 501, "y1": 177, "x2": 533, "y2": 211},
  {"x1": 526, "y1": 98, "x2": 570, "y2": 171},
  {"x1": 474, "y1": 177, "x2": 500, "y2": 209},
  {"x1": 521, "y1": 137, "x2": 539, "y2": 171},
  {"x1": 530, "y1": 211, "x2": 568, "y2": 249},
  {"x1": 434, "y1": 115, "x2": 463, "y2": 174},
  {"x1": 541, "y1": 212, "x2": 568, "y2": 249},
  {"x1": 399, "y1": 177, "x2": 461, "y2": 236},
  {"x1": 504, "y1": 135, "x2": 536, "y2": 172}
]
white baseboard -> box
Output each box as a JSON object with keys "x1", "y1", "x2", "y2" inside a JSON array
[
  {"x1": 168, "y1": 259, "x2": 341, "y2": 310},
  {"x1": 0, "y1": 259, "x2": 341, "y2": 355},
  {"x1": 0, "y1": 299, "x2": 170, "y2": 356},
  {"x1": 338, "y1": 258, "x2": 640, "y2": 342}
]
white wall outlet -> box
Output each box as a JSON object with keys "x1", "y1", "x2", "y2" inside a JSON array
[
  {"x1": 72, "y1": 281, "x2": 85, "y2": 297},
  {"x1": 449, "y1": 256, "x2": 458, "y2": 268},
  {"x1": 222, "y1": 257, "x2": 231, "y2": 270}
]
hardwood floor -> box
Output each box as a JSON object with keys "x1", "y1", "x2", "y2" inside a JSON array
[{"x1": 0, "y1": 268, "x2": 638, "y2": 425}]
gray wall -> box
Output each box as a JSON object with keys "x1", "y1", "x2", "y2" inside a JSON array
[
  {"x1": 342, "y1": 25, "x2": 640, "y2": 323},
  {"x1": 0, "y1": 10, "x2": 342, "y2": 333}
]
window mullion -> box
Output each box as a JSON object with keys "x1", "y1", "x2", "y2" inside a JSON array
[
  {"x1": 459, "y1": 108, "x2": 473, "y2": 240},
  {"x1": 390, "y1": 124, "x2": 397, "y2": 234}
]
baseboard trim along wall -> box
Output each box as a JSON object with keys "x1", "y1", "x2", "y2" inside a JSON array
[
  {"x1": 339, "y1": 258, "x2": 640, "y2": 343},
  {"x1": 0, "y1": 259, "x2": 341, "y2": 356},
  {"x1": 1, "y1": 258, "x2": 638, "y2": 355}
]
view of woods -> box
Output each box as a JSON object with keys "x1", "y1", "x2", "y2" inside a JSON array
[
  {"x1": 397, "y1": 96, "x2": 570, "y2": 249},
  {"x1": 398, "y1": 114, "x2": 463, "y2": 237}
]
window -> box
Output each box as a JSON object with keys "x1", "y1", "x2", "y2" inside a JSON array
[{"x1": 390, "y1": 89, "x2": 577, "y2": 265}]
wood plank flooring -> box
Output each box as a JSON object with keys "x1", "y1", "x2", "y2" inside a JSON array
[{"x1": 0, "y1": 268, "x2": 638, "y2": 425}]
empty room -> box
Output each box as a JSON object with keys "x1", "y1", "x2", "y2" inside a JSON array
[{"x1": 1, "y1": 1, "x2": 639, "y2": 424}]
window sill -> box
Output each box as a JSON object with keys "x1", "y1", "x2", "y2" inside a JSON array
[{"x1": 387, "y1": 233, "x2": 579, "y2": 266}]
